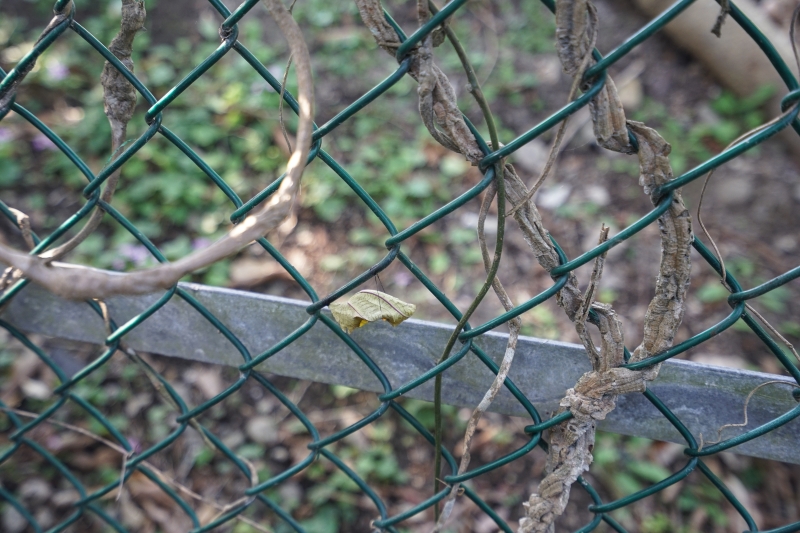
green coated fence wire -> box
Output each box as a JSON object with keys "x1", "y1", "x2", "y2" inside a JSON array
[{"x1": 1, "y1": 0, "x2": 800, "y2": 531}]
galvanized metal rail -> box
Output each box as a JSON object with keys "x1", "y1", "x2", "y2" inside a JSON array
[{"x1": 5, "y1": 281, "x2": 799, "y2": 465}]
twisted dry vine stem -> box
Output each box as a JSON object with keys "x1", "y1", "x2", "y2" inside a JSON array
[
  {"x1": 430, "y1": 179, "x2": 521, "y2": 530},
  {"x1": 354, "y1": 3, "x2": 522, "y2": 524},
  {"x1": 0, "y1": 0, "x2": 314, "y2": 300},
  {"x1": 518, "y1": 0, "x2": 693, "y2": 530},
  {"x1": 355, "y1": 0, "x2": 692, "y2": 530},
  {"x1": 40, "y1": 0, "x2": 146, "y2": 262},
  {"x1": 356, "y1": 0, "x2": 692, "y2": 532},
  {"x1": 426, "y1": 3, "x2": 522, "y2": 526},
  {"x1": 506, "y1": 0, "x2": 598, "y2": 218}
]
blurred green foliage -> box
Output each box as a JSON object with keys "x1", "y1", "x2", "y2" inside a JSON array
[
  {"x1": 0, "y1": 0, "x2": 565, "y2": 287},
  {"x1": 632, "y1": 86, "x2": 774, "y2": 177}
]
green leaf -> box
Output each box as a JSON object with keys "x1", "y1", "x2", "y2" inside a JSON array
[
  {"x1": 759, "y1": 287, "x2": 788, "y2": 313},
  {"x1": 406, "y1": 176, "x2": 433, "y2": 198},
  {"x1": 780, "y1": 321, "x2": 800, "y2": 337},
  {"x1": 236, "y1": 443, "x2": 266, "y2": 460},
  {"x1": 314, "y1": 197, "x2": 346, "y2": 222},
  {"x1": 628, "y1": 460, "x2": 671, "y2": 483},
  {"x1": 0, "y1": 158, "x2": 21, "y2": 186},
  {"x1": 194, "y1": 448, "x2": 215, "y2": 467},
  {"x1": 429, "y1": 251, "x2": 450, "y2": 275},
  {"x1": 299, "y1": 505, "x2": 340, "y2": 533},
  {"x1": 331, "y1": 385, "x2": 358, "y2": 399},
  {"x1": 613, "y1": 472, "x2": 644, "y2": 496},
  {"x1": 320, "y1": 254, "x2": 346, "y2": 272},
  {"x1": 146, "y1": 61, "x2": 175, "y2": 87},
  {"x1": 440, "y1": 154, "x2": 469, "y2": 177},
  {"x1": 696, "y1": 281, "x2": 729, "y2": 303},
  {"x1": 330, "y1": 290, "x2": 416, "y2": 333},
  {"x1": 642, "y1": 513, "x2": 672, "y2": 533},
  {"x1": 592, "y1": 445, "x2": 619, "y2": 467},
  {"x1": 347, "y1": 227, "x2": 374, "y2": 245},
  {"x1": 188, "y1": 124, "x2": 223, "y2": 147}
]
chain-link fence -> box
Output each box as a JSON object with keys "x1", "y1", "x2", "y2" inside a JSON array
[{"x1": 1, "y1": 0, "x2": 800, "y2": 531}]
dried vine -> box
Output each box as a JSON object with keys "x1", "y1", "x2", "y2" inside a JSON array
[
  {"x1": 353, "y1": 0, "x2": 692, "y2": 530},
  {"x1": 426, "y1": 3, "x2": 521, "y2": 527},
  {"x1": 43, "y1": 0, "x2": 146, "y2": 262},
  {"x1": 519, "y1": 0, "x2": 693, "y2": 529},
  {"x1": 354, "y1": 2, "x2": 519, "y2": 522}
]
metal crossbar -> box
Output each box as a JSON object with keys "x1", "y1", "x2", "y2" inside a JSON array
[
  {"x1": 6, "y1": 282, "x2": 800, "y2": 466},
  {"x1": 0, "y1": 0, "x2": 799, "y2": 531}
]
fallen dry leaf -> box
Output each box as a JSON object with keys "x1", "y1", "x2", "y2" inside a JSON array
[{"x1": 329, "y1": 290, "x2": 416, "y2": 334}]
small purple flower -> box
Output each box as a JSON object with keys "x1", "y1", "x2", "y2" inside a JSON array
[
  {"x1": 393, "y1": 270, "x2": 413, "y2": 288},
  {"x1": 46, "y1": 61, "x2": 69, "y2": 81},
  {"x1": 46, "y1": 434, "x2": 63, "y2": 451},
  {"x1": 31, "y1": 133, "x2": 56, "y2": 151},
  {"x1": 0, "y1": 128, "x2": 13, "y2": 144},
  {"x1": 118, "y1": 243, "x2": 151, "y2": 266},
  {"x1": 192, "y1": 237, "x2": 211, "y2": 250},
  {"x1": 127, "y1": 437, "x2": 142, "y2": 454}
]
